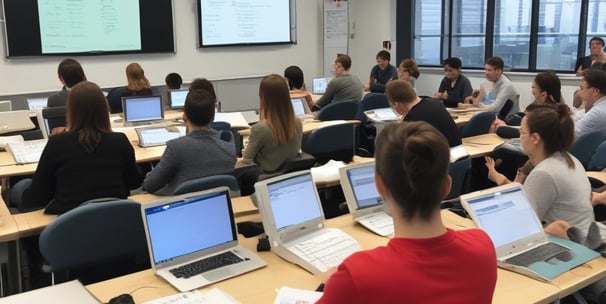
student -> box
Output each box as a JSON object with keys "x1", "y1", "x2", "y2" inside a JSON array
[
  {"x1": 313, "y1": 54, "x2": 363, "y2": 110},
  {"x1": 363, "y1": 50, "x2": 398, "y2": 93},
  {"x1": 576, "y1": 36, "x2": 606, "y2": 76},
  {"x1": 317, "y1": 121, "x2": 497, "y2": 303},
  {"x1": 237, "y1": 74, "x2": 302, "y2": 172},
  {"x1": 463, "y1": 56, "x2": 518, "y2": 117},
  {"x1": 397, "y1": 58, "x2": 420, "y2": 87},
  {"x1": 13, "y1": 81, "x2": 141, "y2": 214},
  {"x1": 165, "y1": 72, "x2": 183, "y2": 90},
  {"x1": 284, "y1": 65, "x2": 313, "y2": 110},
  {"x1": 574, "y1": 69, "x2": 606, "y2": 137},
  {"x1": 122, "y1": 63, "x2": 153, "y2": 97},
  {"x1": 189, "y1": 78, "x2": 219, "y2": 110},
  {"x1": 47, "y1": 59, "x2": 87, "y2": 108},
  {"x1": 433, "y1": 57, "x2": 473, "y2": 107},
  {"x1": 386, "y1": 80, "x2": 461, "y2": 147},
  {"x1": 142, "y1": 90, "x2": 236, "y2": 195}
]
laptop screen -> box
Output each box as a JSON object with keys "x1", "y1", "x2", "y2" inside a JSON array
[
  {"x1": 465, "y1": 187, "x2": 543, "y2": 248},
  {"x1": 312, "y1": 77, "x2": 328, "y2": 94},
  {"x1": 26, "y1": 97, "x2": 48, "y2": 110},
  {"x1": 346, "y1": 163, "x2": 382, "y2": 209},
  {"x1": 143, "y1": 191, "x2": 236, "y2": 265},
  {"x1": 169, "y1": 89, "x2": 188, "y2": 110},
  {"x1": 122, "y1": 96, "x2": 164, "y2": 123},
  {"x1": 267, "y1": 172, "x2": 323, "y2": 231},
  {"x1": 291, "y1": 98, "x2": 306, "y2": 116}
]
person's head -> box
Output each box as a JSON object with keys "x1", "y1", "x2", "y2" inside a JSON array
[
  {"x1": 284, "y1": 65, "x2": 305, "y2": 90},
  {"x1": 125, "y1": 63, "x2": 151, "y2": 91},
  {"x1": 189, "y1": 78, "x2": 217, "y2": 100},
  {"x1": 385, "y1": 80, "x2": 418, "y2": 116},
  {"x1": 398, "y1": 58, "x2": 420, "y2": 82},
  {"x1": 531, "y1": 71, "x2": 562, "y2": 104},
  {"x1": 334, "y1": 54, "x2": 352, "y2": 76},
  {"x1": 589, "y1": 37, "x2": 605, "y2": 57},
  {"x1": 57, "y1": 59, "x2": 86, "y2": 88},
  {"x1": 376, "y1": 50, "x2": 391, "y2": 70},
  {"x1": 184, "y1": 89, "x2": 215, "y2": 127},
  {"x1": 443, "y1": 57, "x2": 462, "y2": 80},
  {"x1": 579, "y1": 69, "x2": 606, "y2": 105},
  {"x1": 484, "y1": 56, "x2": 504, "y2": 82},
  {"x1": 521, "y1": 103, "x2": 574, "y2": 168},
  {"x1": 259, "y1": 74, "x2": 297, "y2": 144},
  {"x1": 66, "y1": 81, "x2": 111, "y2": 152},
  {"x1": 165, "y1": 72, "x2": 183, "y2": 90},
  {"x1": 374, "y1": 121, "x2": 451, "y2": 221}
]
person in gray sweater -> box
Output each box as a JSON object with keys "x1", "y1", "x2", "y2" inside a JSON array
[
  {"x1": 142, "y1": 90, "x2": 236, "y2": 195},
  {"x1": 314, "y1": 54, "x2": 363, "y2": 110}
]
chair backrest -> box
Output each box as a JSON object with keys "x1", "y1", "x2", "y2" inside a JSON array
[
  {"x1": 588, "y1": 140, "x2": 606, "y2": 171},
  {"x1": 302, "y1": 123, "x2": 355, "y2": 164},
  {"x1": 460, "y1": 111, "x2": 495, "y2": 138},
  {"x1": 38, "y1": 200, "x2": 149, "y2": 280},
  {"x1": 211, "y1": 121, "x2": 232, "y2": 132},
  {"x1": 257, "y1": 152, "x2": 317, "y2": 181},
  {"x1": 106, "y1": 87, "x2": 128, "y2": 114},
  {"x1": 316, "y1": 101, "x2": 359, "y2": 121},
  {"x1": 570, "y1": 129, "x2": 606, "y2": 169},
  {"x1": 498, "y1": 99, "x2": 514, "y2": 120},
  {"x1": 355, "y1": 93, "x2": 389, "y2": 122},
  {"x1": 38, "y1": 106, "x2": 67, "y2": 138},
  {"x1": 446, "y1": 157, "x2": 472, "y2": 200},
  {"x1": 172, "y1": 174, "x2": 241, "y2": 196}
]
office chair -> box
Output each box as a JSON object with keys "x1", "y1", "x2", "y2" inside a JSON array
[
  {"x1": 460, "y1": 111, "x2": 495, "y2": 138},
  {"x1": 498, "y1": 99, "x2": 514, "y2": 120},
  {"x1": 172, "y1": 174, "x2": 241, "y2": 197},
  {"x1": 569, "y1": 129, "x2": 606, "y2": 170},
  {"x1": 37, "y1": 106, "x2": 67, "y2": 138},
  {"x1": 316, "y1": 101, "x2": 359, "y2": 121},
  {"x1": 38, "y1": 199, "x2": 150, "y2": 285},
  {"x1": 302, "y1": 123, "x2": 355, "y2": 165},
  {"x1": 355, "y1": 93, "x2": 389, "y2": 122},
  {"x1": 106, "y1": 87, "x2": 128, "y2": 114},
  {"x1": 588, "y1": 140, "x2": 606, "y2": 171},
  {"x1": 445, "y1": 157, "x2": 472, "y2": 200},
  {"x1": 257, "y1": 152, "x2": 317, "y2": 181}
]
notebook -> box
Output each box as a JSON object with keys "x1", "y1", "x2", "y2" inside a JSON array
[
  {"x1": 339, "y1": 161, "x2": 393, "y2": 237},
  {"x1": 254, "y1": 170, "x2": 361, "y2": 274},
  {"x1": 364, "y1": 107, "x2": 400, "y2": 123},
  {"x1": 461, "y1": 183, "x2": 600, "y2": 281},
  {"x1": 168, "y1": 89, "x2": 189, "y2": 110},
  {"x1": 26, "y1": 97, "x2": 48, "y2": 111},
  {"x1": 141, "y1": 188, "x2": 267, "y2": 292},
  {"x1": 122, "y1": 95, "x2": 164, "y2": 127},
  {"x1": 312, "y1": 77, "x2": 330, "y2": 94},
  {"x1": 135, "y1": 125, "x2": 186, "y2": 147},
  {"x1": 0, "y1": 110, "x2": 35, "y2": 134}
]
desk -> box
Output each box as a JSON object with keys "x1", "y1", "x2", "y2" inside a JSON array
[
  {"x1": 462, "y1": 133, "x2": 505, "y2": 158},
  {"x1": 587, "y1": 171, "x2": 606, "y2": 184},
  {"x1": 237, "y1": 120, "x2": 360, "y2": 137}
]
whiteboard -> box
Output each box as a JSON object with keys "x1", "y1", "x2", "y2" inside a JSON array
[{"x1": 323, "y1": 0, "x2": 349, "y2": 77}]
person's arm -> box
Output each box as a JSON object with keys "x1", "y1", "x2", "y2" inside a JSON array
[
  {"x1": 238, "y1": 123, "x2": 267, "y2": 167},
  {"x1": 314, "y1": 78, "x2": 338, "y2": 109},
  {"x1": 365, "y1": 65, "x2": 378, "y2": 92},
  {"x1": 120, "y1": 135, "x2": 142, "y2": 190},
  {"x1": 575, "y1": 107, "x2": 604, "y2": 137},
  {"x1": 543, "y1": 220, "x2": 572, "y2": 239},
  {"x1": 434, "y1": 77, "x2": 449, "y2": 100},
  {"x1": 483, "y1": 81, "x2": 516, "y2": 114},
  {"x1": 316, "y1": 263, "x2": 359, "y2": 304},
  {"x1": 142, "y1": 142, "x2": 178, "y2": 193},
  {"x1": 522, "y1": 169, "x2": 557, "y2": 220},
  {"x1": 457, "y1": 76, "x2": 474, "y2": 103},
  {"x1": 484, "y1": 156, "x2": 511, "y2": 186},
  {"x1": 21, "y1": 139, "x2": 58, "y2": 209}
]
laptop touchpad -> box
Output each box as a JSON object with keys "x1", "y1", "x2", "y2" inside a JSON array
[{"x1": 203, "y1": 268, "x2": 234, "y2": 281}]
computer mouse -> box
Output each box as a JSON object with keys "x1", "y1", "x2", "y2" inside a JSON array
[{"x1": 108, "y1": 293, "x2": 134, "y2": 304}]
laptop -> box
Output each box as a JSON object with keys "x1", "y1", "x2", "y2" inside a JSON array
[
  {"x1": 141, "y1": 188, "x2": 267, "y2": 292},
  {"x1": 0, "y1": 110, "x2": 35, "y2": 134},
  {"x1": 122, "y1": 95, "x2": 164, "y2": 127},
  {"x1": 168, "y1": 89, "x2": 189, "y2": 110},
  {"x1": 339, "y1": 161, "x2": 393, "y2": 237},
  {"x1": 135, "y1": 125, "x2": 186, "y2": 147},
  {"x1": 461, "y1": 183, "x2": 599, "y2": 281},
  {"x1": 312, "y1": 77, "x2": 330, "y2": 94},
  {"x1": 291, "y1": 97, "x2": 313, "y2": 120},
  {"x1": 0, "y1": 100, "x2": 12, "y2": 112},
  {"x1": 26, "y1": 97, "x2": 48, "y2": 111},
  {"x1": 364, "y1": 107, "x2": 400, "y2": 123},
  {"x1": 254, "y1": 170, "x2": 361, "y2": 274}
]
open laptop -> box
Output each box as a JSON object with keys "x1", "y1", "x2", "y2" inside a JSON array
[
  {"x1": 339, "y1": 161, "x2": 393, "y2": 237},
  {"x1": 461, "y1": 183, "x2": 599, "y2": 281},
  {"x1": 254, "y1": 170, "x2": 361, "y2": 274},
  {"x1": 364, "y1": 107, "x2": 400, "y2": 123},
  {"x1": 141, "y1": 188, "x2": 267, "y2": 292},
  {"x1": 312, "y1": 77, "x2": 330, "y2": 95},
  {"x1": 291, "y1": 97, "x2": 314, "y2": 120},
  {"x1": 122, "y1": 95, "x2": 164, "y2": 127},
  {"x1": 135, "y1": 125, "x2": 186, "y2": 147},
  {"x1": 0, "y1": 110, "x2": 35, "y2": 134},
  {"x1": 168, "y1": 89, "x2": 189, "y2": 110},
  {"x1": 26, "y1": 97, "x2": 48, "y2": 111}
]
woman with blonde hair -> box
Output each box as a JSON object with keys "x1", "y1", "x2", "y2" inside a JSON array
[
  {"x1": 238, "y1": 74, "x2": 303, "y2": 172},
  {"x1": 122, "y1": 62, "x2": 153, "y2": 97}
]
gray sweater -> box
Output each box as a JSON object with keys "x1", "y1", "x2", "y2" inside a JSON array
[{"x1": 315, "y1": 74, "x2": 363, "y2": 108}]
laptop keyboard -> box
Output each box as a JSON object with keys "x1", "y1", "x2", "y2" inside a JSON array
[
  {"x1": 358, "y1": 213, "x2": 393, "y2": 236},
  {"x1": 7, "y1": 139, "x2": 47, "y2": 164},
  {"x1": 505, "y1": 242, "x2": 570, "y2": 267},
  {"x1": 288, "y1": 230, "x2": 360, "y2": 272},
  {"x1": 170, "y1": 251, "x2": 244, "y2": 278}
]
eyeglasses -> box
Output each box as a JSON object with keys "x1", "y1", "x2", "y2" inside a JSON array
[{"x1": 579, "y1": 85, "x2": 593, "y2": 91}]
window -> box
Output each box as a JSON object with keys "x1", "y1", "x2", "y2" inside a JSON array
[
  {"x1": 412, "y1": 0, "x2": 442, "y2": 65},
  {"x1": 452, "y1": 0, "x2": 488, "y2": 68}
]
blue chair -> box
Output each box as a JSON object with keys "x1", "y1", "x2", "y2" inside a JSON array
[
  {"x1": 356, "y1": 93, "x2": 389, "y2": 122},
  {"x1": 589, "y1": 140, "x2": 606, "y2": 171},
  {"x1": 106, "y1": 87, "x2": 128, "y2": 114},
  {"x1": 316, "y1": 101, "x2": 359, "y2": 121},
  {"x1": 257, "y1": 152, "x2": 317, "y2": 181},
  {"x1": 569, "y1": 129, "x2": 606, "y2": 169},
  {"x1": 302, "y1": 123, "x2": 355, "y2": 165},
  {"x1": 38, "y1": 199, "x2": 150, "y2": 284},
  {"x1": 172, "y1": 174, "x2": 241, "y2": 196},
  {"x1": 460, "y1": 112, "x2": 496, "y2": 138},
  {"x1": 445, "y1": 157, "x2": 472, "y2": 200}
]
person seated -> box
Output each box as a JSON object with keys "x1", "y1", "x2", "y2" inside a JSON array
[
  {"x1": 433, "y1": 57, "x2": 472, "y2": 107},
  {"x1": 386, "y1": 80, "x2": 461, "y2": 147},
  {"x1": 190, "y1": 78, "x2": 220, "y2": 110},
  {"x1": 47, "y1": 59, "x2": 87, "y2": 108},
  {"x1": 313, "y1": 54, "x2": 363, "y2": 110},
  {"x1": 317, "y1": 121, "x2": 497, "y2": 303},
  {"x1": 397, "y1": 58, "x2": 420, "y2": 87},
  {"x1": 142, "y1": 90, "x2": 236, "y2": 195},
  {"x1": 12, "y1": 81, "x2": 141, "y2": 214},
  {"x1": 573, "y1": 69, "x2": 606, "y2": 137},
  {"x1": 122, "y1": 63, "x2": 153, "y2": 97},
  {"x1": 165, "y1": 72, "x2": 183, "y2": 90},
  {"x1": 284, "y1": 65, "x2": 314, "y2": 110},
  {"x1": 363, "y1": 50, "x2": 398, "y2": 93},
  {"x1": 576, "y1": 36, "x2": 606, "y2": 76},
  {"x1": 237, "y1": 74, "x2": 302, "y2": 173}
]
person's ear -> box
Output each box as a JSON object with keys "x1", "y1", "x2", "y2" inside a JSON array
[
  {"x1": 375, "y1": 172, "x2": 388, "y2": 199},
  {"x1": 442, "y1": 175, "x2": 452, "y2": 200}
]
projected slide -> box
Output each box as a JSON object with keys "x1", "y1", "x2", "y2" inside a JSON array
[
  {"x1": 200, "y1": 0, "x2": 291, "y2": 46},
  {"x1": 38, "y1": 0, "x2": 142, "y2": 53}
]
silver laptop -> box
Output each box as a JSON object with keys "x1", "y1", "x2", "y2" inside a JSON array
[
  {"x1": 0, "y1": 100, "x2": 12, "y2": 112},
  {"x1": 339, "y1": 161, "x2": 393, "y2": 237},
  {"x1": 168, "y1": 89, "x2": 189, "y2": 110},
  {"x1": 26, "y1": 97, "x2": 48, "y2": 111},
  {"x1": 141, "y1": 188, "x2": 266, "y2": 292},
  {"x1": 312, "y1": 77, "x2": 330, "y2": 94},
  {"x1": 364, "y1": 107, "x2": 400, "y2": 123},
  {"x1": 0, "y1": 110, "x2": 35, "y2": 134},
  {"x1": 122, "y1": 95, "x2": 164, "y2": 127},
  {"x1": 135, "y1": 125, "x2": 185, "y2": 147},
  {"x1": 291, "y1": 97, "x2": 313, "y2": 120},
  {"x1": 460, "y1": 183, "x2": 572, "y2": 281},
  {"x1": 254, "y1": 170, "x2": 361, "y2": 274}
]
